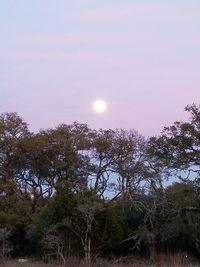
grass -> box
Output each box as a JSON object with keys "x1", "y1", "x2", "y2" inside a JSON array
[{"x1": 0, "y1": 253, "x2": 199, "y2": 267}]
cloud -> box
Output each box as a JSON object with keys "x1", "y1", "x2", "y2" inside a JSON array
[
  {"x1": 21, "y1": 32, "x2": 134, "y2": 46},
  {"x1": 0, "y1": 50, "x2": 95, "y2": 61},
  {"x1": 70, "y1": 3, "x2": 156, "y2": 22}
]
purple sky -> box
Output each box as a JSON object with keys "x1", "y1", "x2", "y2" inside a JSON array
[{"x1": 1, "y1": 0, "x2": 199, "y2": 136}]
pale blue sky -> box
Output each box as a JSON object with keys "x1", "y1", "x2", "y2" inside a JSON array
[{"x1": 1, "y1": 0, "x2": 200, "y2": 135}]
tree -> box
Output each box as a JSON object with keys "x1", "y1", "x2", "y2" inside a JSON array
[
  {"x1": 27, "y1": 182, "x2": 76, "y2": 256},
  {"x1": 65, "y1": 190, "x2": 103, "y2": 265},
  {"x1": 42, "y1": 225, "x2": 66, "y2": 265},
  {"x1": 0, "y1": 228, "x2": 13, "y2": 259},
  {"x1": 91, "y1": 128, "x2": 151, "y2": 199},
  {"x1": 161, "y1": 181, "x2": 200, "y2": 254},
  {"x1": 35, "y1": 123, "x2": 92, "y2": 192},
  {"x1": 94, "y1": 201, "x2": 125, "y2": 256},
  {"x1": 148, "y1": 104, "x2": 200, "y2": 181},
  {"x1": 0, "y1": 112, "x2": 30, "y2": 184}
]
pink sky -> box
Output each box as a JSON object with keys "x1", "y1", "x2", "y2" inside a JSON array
[{"x1": 0, "y1": 0, "x2": 199, "y2": 136}]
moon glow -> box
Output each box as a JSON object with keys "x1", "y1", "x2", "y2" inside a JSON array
[{"x1": 93, "y1": 99, "x2": 107, "y2": 113}]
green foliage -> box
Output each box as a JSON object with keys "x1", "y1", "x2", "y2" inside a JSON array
[
  {"x1": 27, "y1": 183, "x2": 76, "y2": 254},
  {"x1": 0, "y1": 105, "x2": 199, "y2": 261},
  {"x1": 94, "y1": 202, "x2": 125, "y2": 255}
]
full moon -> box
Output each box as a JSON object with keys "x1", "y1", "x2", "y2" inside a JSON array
[{"x1": 93, "y1": 99, "x2": 107, "y2": 113}]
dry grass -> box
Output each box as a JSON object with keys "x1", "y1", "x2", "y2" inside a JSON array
[
  {"x1": 111, "y1": 252, "x2": 199, "y2": 267},
  {"x1": 0, "y1": 261, "x2": 58, "y2": 267},
  {"x1": 0, "y1": 253, "x2": 199, "y2": 267}
]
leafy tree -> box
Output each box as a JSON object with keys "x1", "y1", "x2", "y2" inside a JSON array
[
  {"x1": 91, "y1": 129, "x2": 151, "y2": 199},
  {"x1": 35, "y1": 123, "x2": 92, "y2": 192},
  {"x1": 0, "y1": 228, "x2": 13, "y2": 259},
  {"x1": 66, "y1": 190, "x2": 103, "y2": 265},
  {"x1": 94, "y1": 201, "x2": 125, "y2": 256},
  {"x1": 148, "y1": 104, "x2": 200, "y2": 181},
  {"x1": 0, "y1": 106, "x2": 200, "y2": 262},
  {"x1": 0, "y1": 112, "x2": 30, "y2": 188}
]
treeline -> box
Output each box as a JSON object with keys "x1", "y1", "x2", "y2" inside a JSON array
[{"x1": 0, "y1": 104, "x2": 199, "y2": 264}]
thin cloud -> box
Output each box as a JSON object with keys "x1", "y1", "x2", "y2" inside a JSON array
[
  {"x1": 70, "y1": 3, "x2": 157, "y2": 22},
  {"x1": 21, "y1": 32, "x2": 134, "y2": 46},
  {"x1": 0, "y1": 50, "x2": 96, "y2": 61}
]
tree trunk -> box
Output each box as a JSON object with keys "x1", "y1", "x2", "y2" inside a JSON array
[
  {"x1": 148, "y1": 242, "x2": 156, "y2": 264},
  {"x1": 84, "y1": 238, "x2": 91, "y2": 266},
  {"x1": 88, "y1": 239, "x2": 91, "y2": 266},
  {"x1": 58, "y1": 251, "x2": 66, "y2": 266},
  {"x1": 57, "y1": 244, "x2": 66, "y2": 266}
]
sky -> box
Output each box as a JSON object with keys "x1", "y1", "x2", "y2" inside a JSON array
[{"x1": 0, "y1": 0, "x2": 200, "y2": 136}]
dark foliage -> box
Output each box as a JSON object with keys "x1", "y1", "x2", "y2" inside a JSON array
[{"x1": 0, "y1": 104, "x2": 199, "y2": 263}]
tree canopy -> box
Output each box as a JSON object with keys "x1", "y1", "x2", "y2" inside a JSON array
[{"x1": 0, "y1": 104, "x2": 200, "y2": 264}]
